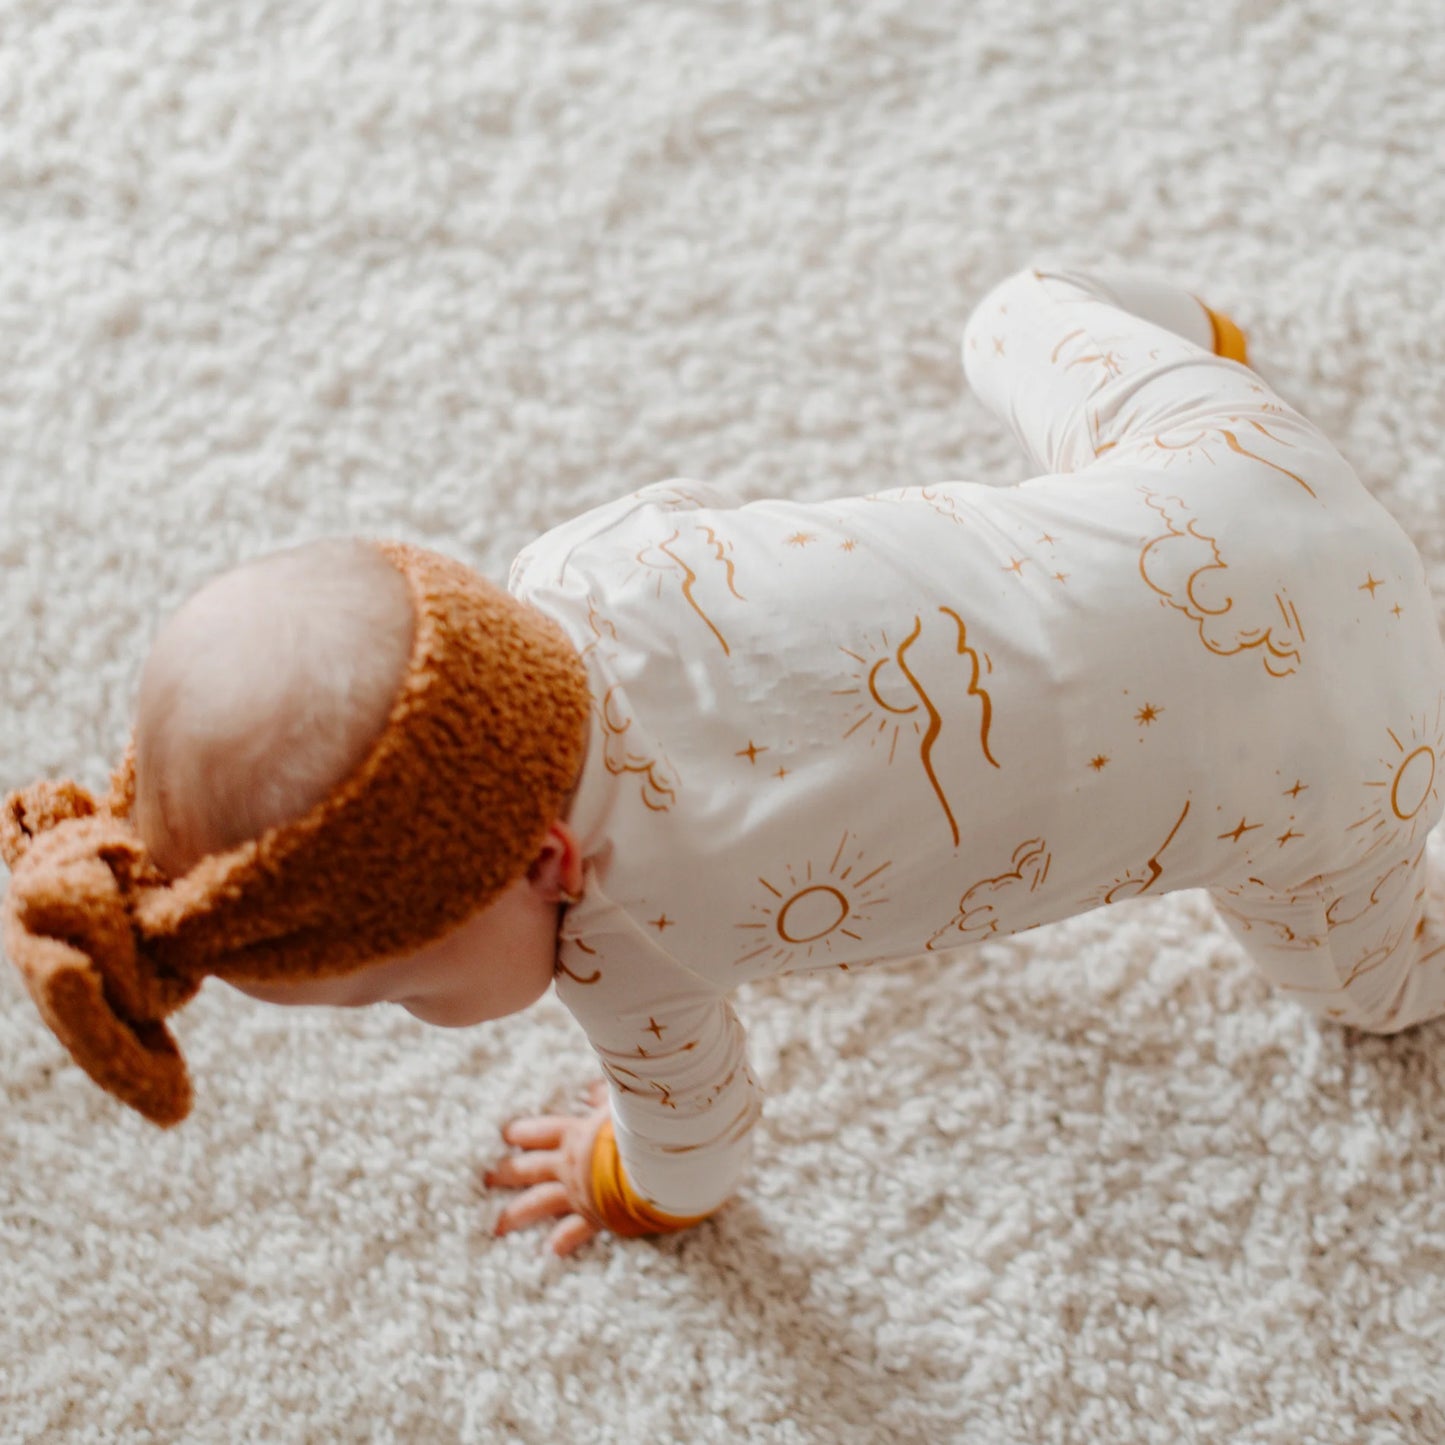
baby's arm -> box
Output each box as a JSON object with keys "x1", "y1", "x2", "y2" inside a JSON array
[{"x1": 487, "y1": 954, "x2": 760, "y2": 1253}]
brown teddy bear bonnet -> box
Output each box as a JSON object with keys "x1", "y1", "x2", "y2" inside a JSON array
[{"x1": 0, "y1": 541, "x2": 591, "y2": 1127}]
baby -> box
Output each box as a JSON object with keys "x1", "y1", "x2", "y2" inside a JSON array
[{"x1": 7, "y1": 266, "x2": 1445, "y2": 1257}]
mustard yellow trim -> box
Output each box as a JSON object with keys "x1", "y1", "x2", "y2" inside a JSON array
[
  {"x1": 589, "y1": 1117, "x2": 714, "y2": 1236},
  {"x1": 1199, "y1": 300, "x2": 1251, "y2": 366}
]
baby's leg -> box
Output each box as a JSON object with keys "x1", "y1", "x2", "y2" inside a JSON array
[
  {"x1": 961, "y1": 265, "x2": 1333, "y2": 483},
  {"x1": 1209, "y1": 836, "x2": 1445, "y2": 1033},
  {"x1": 965, "y1": 265, "x2": 1445, "y2": 1034}
]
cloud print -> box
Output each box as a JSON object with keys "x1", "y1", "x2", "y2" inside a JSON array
[
  {"x1": 927, "y1": 838, "x2": 1051, "y2": 950},
  {"x1": 1138, "y1": 489, "x2": 1304, "y2": 678}
]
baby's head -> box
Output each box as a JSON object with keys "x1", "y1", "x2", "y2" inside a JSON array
[
  {"x1": 3, "y1": 535, "x2": 591, "y2": 1123},
  {"x1": 133, "y1": 538, "x2": 413, "y2": 877},
  {"x1": 131, "y1": 538, "x2": 583, "y2": 1028}
]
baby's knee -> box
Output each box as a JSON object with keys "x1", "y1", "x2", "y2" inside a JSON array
[
  {"x1": 964, "y1": 265, "x2": 1043, "y2": 335},
  {"x1": 961, "y1": 263, "x2": 1106, "y2": 369},
  {"x1": 962, "y1": 266, "x2": 1040, "y2": 387}
]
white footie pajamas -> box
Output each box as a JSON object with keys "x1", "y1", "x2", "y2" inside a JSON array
[{"x1": 508, "y1": 267, "x2": 1445, "y2": 1221}]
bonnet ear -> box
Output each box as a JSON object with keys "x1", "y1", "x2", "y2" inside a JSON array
[
  {"x1": 2, "y1": 746, "x2": 139, "y2": 865},
  {"x1": 2, "y1": 798, "x2": 199, "y2": 1127},
  {"x1": 1, "y1": 778, "x2": 100, "y2": 869}
]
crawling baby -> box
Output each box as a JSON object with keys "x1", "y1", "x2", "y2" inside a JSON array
[{"x1": 7, "y1": 266, "x2": 1445, "y2": 1254}]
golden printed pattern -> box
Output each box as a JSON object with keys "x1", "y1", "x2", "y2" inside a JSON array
[
  {"x1": 1138, "y1": 487, "x2": 1305, "y2": 677},
  {"x1": 836, "y1": 608, "x2": 999, "y2": 847},
  {"x1": 1212, "y1": 879, "x2": 1324, "y2": 952},
  {"x1": 926, "y1": 838, "x2": 1052, "y2": 950},
  {"x1": 597, "y1": 683, "x2": 679, "y2": 813},
  {"x1": 1107, "y1": 413, "x2": 1318, "y2": 501},
  {"x1": 1346, "y1": 702, "x2": 1445, "y2": 864},
  {"x1": 734, "y1": 830, "x2": 892, "y2": 971},
  {"x1": 593, "y1": 1036, "x2": 699, "y2": 1110},
  {"x1": 1324, "y1": 846, "x2": 1423, "y2": 934},
  {"x1": 557, "y1": 936, "x2": 603, "y2": 986},
  {"x1": 571, "y1": 589, "x2": 682, "y2": 815},
  {"x1": 632, "y1": 524, "x2": 745, "y2": 655},
  {"x1": 1083, "y1": 800, "x2": 1192, "y2": 909}
]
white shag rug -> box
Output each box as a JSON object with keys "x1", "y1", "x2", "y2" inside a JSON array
[{"x1": 3, "y1": 3, "x2": 1444, "y2": 1442}]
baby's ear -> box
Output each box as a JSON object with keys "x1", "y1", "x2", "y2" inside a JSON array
[{"x1": 525, "y1": 821, "x2": 584, "y2": 901}]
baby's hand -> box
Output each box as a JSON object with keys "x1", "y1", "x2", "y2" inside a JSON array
[{"x1": 483, "y1": 1081, "x2": 611, "y2": 1256}]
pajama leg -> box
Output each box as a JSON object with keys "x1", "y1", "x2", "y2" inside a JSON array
[
  {"x1": 961, "y1": 265, "x2": 1329, "y2": 482},
  {"x1": 1209, "y1": 835, "x2": 1445, "y2": 1033},
  {"x1": 964, "y1": 265, "x2": 1445, "y2": 1035}
]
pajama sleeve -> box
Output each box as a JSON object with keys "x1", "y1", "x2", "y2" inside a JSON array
[
  {"x1": 511, "y1": 479, "x2": 765, "y2": 1232},
  {"x1": 555, "y1": 907, "x2": 763, "y2": 1228},
  {"x1": 507, "y1": 478, "x2": 749, "y2": 598}
]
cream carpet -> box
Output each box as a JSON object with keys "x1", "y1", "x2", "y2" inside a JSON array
[{"x1": 3, "y1": 2, "x2": 1444, "y2": 1441}]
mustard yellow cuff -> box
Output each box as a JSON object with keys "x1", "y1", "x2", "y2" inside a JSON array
[
  {"x1": 1199, "y1": 301, "x2": 1251, "y2": 366},
  {"x1": 589, "y1": 1117, "x2": 714, "y2": 1236}
]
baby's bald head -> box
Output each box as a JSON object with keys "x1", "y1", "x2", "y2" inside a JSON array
[{"x1": 133, "y1": 539, "x2": 415, "y2": 878}]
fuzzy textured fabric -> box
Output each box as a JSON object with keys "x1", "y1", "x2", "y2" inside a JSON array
[
  {"x1": 2, "y1": 542, "x2": 589, "y2": 1126},
  {"x1": 2, "y1": 2, "x2": 1444, "y2": 1442}
]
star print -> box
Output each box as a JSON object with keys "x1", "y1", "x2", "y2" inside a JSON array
[
  {"x1": 1135, "y1": 703, "x2": 1162, "y2": 726},
  {"x1": 1219, "y1": 818, "x2": 1262, "y2": 843},
  {"x1": 737, "y1": 740, "x2": 767, "y2": 764},
  {"x1": 1276, "y1": 828, "x2": 1302, "y2": 847},
  {"x1": 839, "y1": 539, "x2": 858, "y2": 551},
  {"x1": 775, "y1": 766, "x2": 789, "y2": 780},
  {"x1": 1003, "y1": 556, "x2": 1026, "y2": 575},
  {"x1": 786, "y1": 532, "x2": 818, "y2": 548},
  {"x1": 1089, "y1": 755, "x2": 1110, "y2": 771},
  {"x1": 1284, "y1": 780, "x2": 1307, "y2": 799},
  {"x1": 1360, "y1": 573, "x2": 1382, "y2": 597},
  {"x1": 1053, "y1": 572, "x2": 1068, "y2": 584},
  {"x1": 649, "y1": 913, "x2": 675, "y2": 932},
  {"x1": 1392, "y1": 604, "x2": 1404, "y2": 617},
  {"x1": 1037, "y1": 533, "x2": 1057, "y2": 546},
  {"x1": 646, "y1": 1018, "x2": 665, "y2": 1039},
  {"x1": 994, "y1": 337, "x2": 1006, "y2": 357}
]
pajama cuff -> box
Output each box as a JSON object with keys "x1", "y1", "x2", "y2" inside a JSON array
[
  {"x1": 589, "y1": 1118, "x2": 715, "y2": 1237},
  {"x1": 1199, "y1": 301, "x2": 1251, "y2": 366}
]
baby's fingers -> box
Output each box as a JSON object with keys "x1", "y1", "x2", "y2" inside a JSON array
[
  {"x1": 483, "y1": 1151, "x2": 562, "y2": 1190},
  {"x1": 547, "y1": 1214, "x2": 600, "y2": 1257},
  {"x1": 494, "y1": 1181, "x2": 572, "y2": 1236},
  {"x1": 500, "y1": 1116, "x2": 571, "y2": 1150}
]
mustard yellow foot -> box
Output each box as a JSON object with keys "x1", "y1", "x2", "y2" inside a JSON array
[{"x1": 1200, "y1": 302, "x2": 1250, "y2": 366}]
